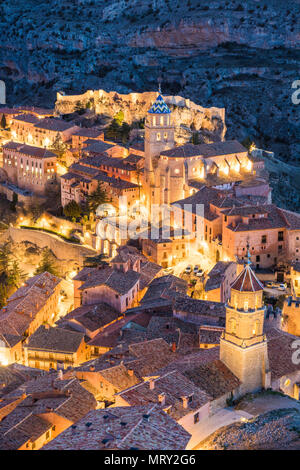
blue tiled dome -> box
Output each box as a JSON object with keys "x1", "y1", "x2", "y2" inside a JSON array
[{"x1": 148, "y1": 94, "x2": 171, "y2": 114}]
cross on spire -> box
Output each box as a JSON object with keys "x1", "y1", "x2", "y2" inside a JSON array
[{"x1": 158, "y1": 80, "x2": 162, "y2": 94}]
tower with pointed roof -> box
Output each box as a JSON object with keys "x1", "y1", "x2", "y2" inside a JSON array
[
  {"x1": 220, "y1": 246, "x2": 271, "y2": 393},
  {"x1": 144, "y1": 92, "x2": 175, "y2": 210}
]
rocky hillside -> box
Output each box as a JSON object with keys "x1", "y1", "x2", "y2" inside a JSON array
[
  {"x1": 200, "y1": 408, "x2": 300, "y2": 450},
  {"x1": 0, "y1": 0, "x2": 299, "y2": 160}
]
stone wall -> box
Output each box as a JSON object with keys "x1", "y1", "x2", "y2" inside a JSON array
[{"x1": 6, "y1": 226, "x2": 96, "y2": 269}]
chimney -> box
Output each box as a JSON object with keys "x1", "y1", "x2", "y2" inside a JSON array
[
  {"x1": 158, "y1": 393, "x2": 166, "y2": 406},
  {"x1": 171, "y1": 342, "x2": 176, "y2": 353},
  {"x1": 149, "y1": 379, "x2": 155, "y2": 390},
  {"x1": 127, "y1": 369, "x2": 134, "y2": 377},
  {"x1": 89, "y1": 365, "x2": 95, "y2": 372},
  {"x1": 181, "y1": 396, "x2": 188, "y2": 409}
]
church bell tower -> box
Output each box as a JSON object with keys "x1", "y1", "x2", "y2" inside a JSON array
[
  {"x1": 220, "y1": 247, "x2": 271, "y2": 393},
  {"x1": 144, "y1": 92, "x2": 175, "y2": 211}
]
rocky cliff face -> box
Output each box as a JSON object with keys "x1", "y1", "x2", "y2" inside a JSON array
[
  {"x1": 0, "y1": 0, "x2": 299, "y2": 159},
  {"x1": 55, "y1": 89, "x2": 226, "y2": 143}
]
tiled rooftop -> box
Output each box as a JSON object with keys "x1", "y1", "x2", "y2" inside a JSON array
[
  {"x1": 117, "y1": 370, "x2": 211, "y2": 421},
  {"x1": 43, "y1": 405, "x2": 191, "y2": 450},
  {"x1": 161, "y1": 140, "x2": 247, "y2": 159},
  {"x1": 24, "y1": 325, "x2": 84, "y2": 353}
]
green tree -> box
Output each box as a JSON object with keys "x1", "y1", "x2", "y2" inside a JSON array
[
  {"x1": 86, "y1": 182, "x2": 107, "y2": 214},
  {"x1": 121, "y1": 122, "x2": 131, "y2": 143},
  {"x1": 114, "y1": 110, "x2": 124, "y2": 126},
  {"x1": 7, "y1": 260, "x2": 26, "y2": 290},
  {"x1": 52, "y1": 133, "x2": 67, "y2": 162},
  {"x1": 0, "y1": 114, "x2": 6, "y2": 129},
  {"x1": 0, "y1": 283, "x2": 7, "y2": 309},
  {"x1": 0, "y1": 242, "x2": 12, "y2": 274},
  {"x1": 84, "y1": 253, "x2": 109, "y2": 268},
  {"x1": 242, "y1": 136, "x2": 254, "y2": 151},
  {"x1": 192, "y1": 132, "x2": 200, "y2": 145},
  {"x1": 10, "y1": 192, "x2": 18, "y2": 212},
  {"x1": 35, "y1": 249, "x2": 59, "y2": 276},
  {"x1": 63, "y1": 200, "x2": 82, "y2": 219}
]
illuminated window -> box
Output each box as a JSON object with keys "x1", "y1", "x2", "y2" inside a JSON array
[
  {"x1": 157, "y1": 133, "x2": 161, "y2": 141},
  {"x1": 252, "y1": 320, "x2": 260, "y2": 335},
  {"x1": 284, "y1": 379, "x2": 291, "y2": 387},
  {"x1": 160, "y1": 116, "x2": 164, "y2": 125},
  {"x1": 174, "y1": 168, "x2": 180, "y2": 174},
  {"x1": 244, "y1": 300, "x2": 249, "y2": 311}
]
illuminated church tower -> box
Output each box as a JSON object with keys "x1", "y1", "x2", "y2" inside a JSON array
[
  {"x1": 220, "y1": 247, "x2": 271, "y2": 393},
  {"x1": 144, "y1": 93, "x2": 175, "y2": 211}
]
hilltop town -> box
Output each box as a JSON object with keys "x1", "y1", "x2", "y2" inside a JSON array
[{"x1": 0, "y1": 89, "x2": 299, "y2": 450}]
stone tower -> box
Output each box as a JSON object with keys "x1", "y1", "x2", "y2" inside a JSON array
[
  {"x1": 144, "y1": 94, "x2": 175, "y2": 211},
  {"x1": 220, "y1": 247, "x2": 271, "y2": 393}
]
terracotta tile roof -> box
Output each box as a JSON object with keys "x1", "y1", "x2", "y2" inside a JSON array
[
  {"x1": 161, "y1": 140, "x2": 247, "y2": 159},
  {"x1": 141, "y1": 275, "x2": 187, "y2": 305},
  {"x1": 73, "y1": 128, "x2": 104, "y2": 138},
  {"x1": 78, "y1": 267, "x2": 140, "y2": 295},
  {"x1": 0, "y1": 272, "x2": 61, "y2": 338},
  {"x1": 226, "y1": 204, "x2": 290, "y2": 232},
  {"x1": 279, "y1": 208, "x2": 300, "y2": 230},
  {"x1": 34, "y1": 118, "x2": 77, "y2": 132},
  {"x1": 94, "y1": 173, "x2": 139, "y2": 189},
  {"x1": 12, "y1": 113, "x2": 39, "y2": 124},
  {"x1": 123, "y1": 154, "x2": 144, "y2": 165},
  {"x1": 0, "y1": 365, "x2": 43, "y2": 398},
  {"x1": 183, "y1": 359, "x2": 241, "y2": 399},
  {"x1": 2, "y1": 375, "x2": 97, "y2": 424},
  {"x1": 199, "y1": 326, "x2": 224, "y2": 345},
  {"x1": 267, "y1": 329, "x2": 300, "y2": 380},
  {"x1": 83, "y1": 140, "x2": 115, "y2": 154},
  {"x1": 173, "y1": 297, "x2": 226, "y2": 318},
  {"x1": 0, "y1": 414, "x2": 51, "y2": 450},
  {"x1": 117, "y1": 370, "x2": 211, "y2": 421},
  {"x1": 3, "y1": 142, "x2": 56, "y2": 159},
  {"x1": 146, "y1": 316, "x2": 198, "y2": 347},
  {"x1": 172, "y1": 185, "x2": 242, "y2": 221},
  {"x1": 24, "y1": 325, "x2": 84, "y2": 353},
  {"x1": 231, "y1": 265, "x2": 263, "y2": 292},
  {"x1": 99, "y1": 363, "x2": 141, "y2": 391},
  {"x1": 43, "y1": 405, "x2": 191, "y2": 450},
  {"x1": 59, "y1": 302, "x2": 119, "y2": 333},
  {"x1": 157, "y1": 348, "x2": 220, "y2": 377}
]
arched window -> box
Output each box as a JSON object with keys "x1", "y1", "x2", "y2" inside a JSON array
[
  {"x1": 244, "y1": 300, "x2": 249, "y2": 311},
  {"x1": 157, "y1": 132, "x2": 161, "y2": 141},
  {"x1": 160, "y1": 116, "x2": 164, "y2": 126}
]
